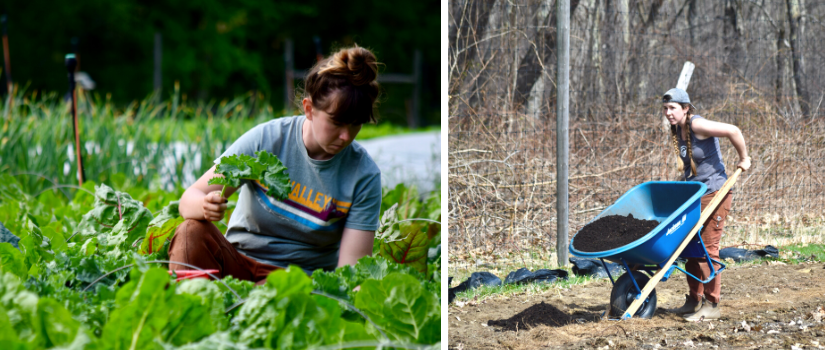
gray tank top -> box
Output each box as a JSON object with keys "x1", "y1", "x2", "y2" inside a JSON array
[{"x1": 677, "y1": 115, "x2": 728, "y2": 194}]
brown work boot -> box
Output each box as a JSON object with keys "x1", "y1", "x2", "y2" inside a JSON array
[
  {"x1": 683, "y1": 301, "x2": 721, "y2": 321},
  {"x1": 668, "y1": 294, "x2": 702, "y2": 315}
]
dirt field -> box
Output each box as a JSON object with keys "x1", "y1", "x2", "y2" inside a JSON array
[{"x1": 449, "y1": 262, "x2": 825, "y2": 349}]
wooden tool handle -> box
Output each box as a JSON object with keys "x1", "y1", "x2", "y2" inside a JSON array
[{"x1": 621, "y1": 168, "x2": 743, "y2": 319}]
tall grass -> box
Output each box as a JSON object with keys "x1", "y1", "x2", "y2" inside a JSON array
[{"x1": 1, "y1": 86, "x2": 430, "y2": 197}]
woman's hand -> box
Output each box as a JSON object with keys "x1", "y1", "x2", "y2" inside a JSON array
[
  {"x1": 737, "y1": 157, "x2": 751, "y2": 171},
  {"x1": 180, "y1": 165, "x2": 238, "y2": 221},
  {"x1": 202, "y1": 191, "x2": 228, "y2": 222}
]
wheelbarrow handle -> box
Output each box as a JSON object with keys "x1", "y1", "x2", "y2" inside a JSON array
[{"x1": 622, "y1": 168, "x2": 743, "y2": 319}]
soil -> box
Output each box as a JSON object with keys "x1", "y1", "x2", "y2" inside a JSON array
[
  {"x1": 448, "y1": 262, "x2": 825, "y2": 349},
  {"x1": 573, "y1": 214, "x2": 660, "y2": 252},
  {"x1": 487, "y1": 302, "x2": 572, "y2": 331}
]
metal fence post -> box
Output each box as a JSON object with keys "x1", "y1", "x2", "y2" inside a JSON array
[{"x1": 556, "y1": 0, "x2": 570, "y2": 268}]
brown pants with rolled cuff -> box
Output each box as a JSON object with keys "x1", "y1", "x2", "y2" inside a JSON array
[
  {"x1": 686, "y1": 191, "x2": 733, "y2": 304},
  {"x1": 168, "y1": 219, "x2": 282, "y2": 282}
]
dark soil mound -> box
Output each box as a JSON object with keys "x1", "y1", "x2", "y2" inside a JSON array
[
  {"x1": 487, "y1": 302, "x2": 571, "y2": 331},
  {"x1": 573, "y1": 214, "x2": 660, "y2": 253}
]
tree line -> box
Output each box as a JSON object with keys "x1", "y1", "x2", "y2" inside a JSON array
[
  {"x1": 2, "y1": 0, "x2": 440, "y2": 125},
  {"x1": 450, "y1": 0, "x2": 824, "y2": 120}
]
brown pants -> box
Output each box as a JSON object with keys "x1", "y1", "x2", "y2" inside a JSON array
[
  {"x1": 168, "y1": 219, "x2": 281, "y2": 282},
  {"x1": 686, "y1": 191, "x2": 732, "y2": 304}
]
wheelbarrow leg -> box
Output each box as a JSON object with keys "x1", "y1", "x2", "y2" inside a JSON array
[
  {"x1": 672, "y1": 229, "x2": 727, "y2": 284},
  {"x1": 600, "y1": 258, "x2": 616, "y2": 286}
]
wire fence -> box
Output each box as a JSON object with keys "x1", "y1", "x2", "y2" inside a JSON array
[{"x1": 448, "y1": 0, "x2": 825, "y2": 274}]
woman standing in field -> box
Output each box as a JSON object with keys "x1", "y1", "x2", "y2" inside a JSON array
[
  {"x1": 661, "y1": 88, "x2": 751, "y2": 321},
  {"x1": 170, "y1": 45, "x2": 382, "y2": 283}
]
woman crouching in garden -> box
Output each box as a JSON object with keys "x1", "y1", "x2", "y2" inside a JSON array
[{"x1": 170, "y1": 45, "x2": 382, "y2": 284}]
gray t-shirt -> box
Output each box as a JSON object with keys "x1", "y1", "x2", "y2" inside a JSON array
[
  {"x1": 677, "y1": 115, "x2": 728, "y2": 194},
  {"x1": 216, "y1": 115, "x2": 381, "y2": 274}
]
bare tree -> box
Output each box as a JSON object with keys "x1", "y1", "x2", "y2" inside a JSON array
[
  {"x1": 786, "y1": 0, "x2": 811, "y2": 116},
  {"x1": 723, "y1": 0, "x2": 745, "y2": 71},
  {"x1": 513, "y1": 0, "x2": 581, "y2": 112},
  {"x1": 449, "y1": 0, "x2": 498, "y2": 116}
]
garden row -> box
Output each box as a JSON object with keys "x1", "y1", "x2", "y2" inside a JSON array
[{"x1": 0, "y1": 172, "x2": 441, "y2": 349}]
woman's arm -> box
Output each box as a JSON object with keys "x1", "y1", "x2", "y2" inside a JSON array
[
  {"x1": 179, "y1": 165, "x2": 240, "y2": 221},
  {"x1": 690, "y1": 118, "x2": 751, "y2": 171},
  {"x1": 338, "y1": 228, "x2": 375, "y2": 267}
]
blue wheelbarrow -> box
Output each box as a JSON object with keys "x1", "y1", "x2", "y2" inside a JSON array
[{"x1": 569, "y1": 179, "x2": 736, "y2": 320}]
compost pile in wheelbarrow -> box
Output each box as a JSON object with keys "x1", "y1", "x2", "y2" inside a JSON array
[{"x1": 573, "y1": 214, "x2": 660, "y2": 252}]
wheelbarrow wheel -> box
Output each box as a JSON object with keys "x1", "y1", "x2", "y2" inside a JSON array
[{"x1": 609, "y1": 271, "x2": 657, "y2": 319}]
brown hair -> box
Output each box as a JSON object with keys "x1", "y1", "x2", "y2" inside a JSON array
[
  {"x1": 669, "y1": 102, "x2": 697, "y2": 178},
  {"x1": 298, "y1": 45, "x2": 381, "y2": 124}
]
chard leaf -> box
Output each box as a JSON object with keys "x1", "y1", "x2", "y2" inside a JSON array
[
  {"x1": 139, "y1": 201, "x2": 184, "y2": 256},
  {"x1": 74, "y1": 183, "x2": 153, "y2": 253},
  {"x1": 41, "y1": 225, "x2": 68, "y2": 254},
  {"x1": 263, "y1": 265, "x2": 312, "y2": 296},
  {"x1": 233, "y1": 266, "x2": 374, "y2": 349},
  {"x1": 99, "y1": 268, "x2": 175, "y2": 350},
  {"x1": 379, "y1": 221, "x2": 429, "y2": 275},
  {"x1": 0, "y1": 243, "x2": 27, "y2": 280},
  {"x1": 0, "y1": 271, "x2": 41, "y2": 347},
  {"x1": 162, "y1": 293, "x2": 215, "y2": 346},
  {"x1": 209, "y1": 150, "x2": 290, "y2": 200},
  {"x1": 18, "y1": 218, "x2": 53, "y2": 277},
  {"x1": 36, "y1": 297, "x2": 86, "y2": 348},
  {"x1": 175, "y1": 279, "x2": 228, "y2": 332},
  {"x1": 381, "y1": 184, "x2": 421, "y2": 220},
  {"x1": 354, "y1": 273, "x2": 440, "y2": 344},
  {"x1": 80, "y1": 237, "x2": 97, "y2": 256},
  {"x1": 311, "y1": 256, "x2": 425, "y2": 304},
  {"x1": 98, "y1": 268, "x2": 226, "y2": 349},
  {"x1": 0, "y1": 303, "x2": 29, "y2": 350},
  {"x1": 377, "y1": 203, "x2": 403, "y2": 243}
]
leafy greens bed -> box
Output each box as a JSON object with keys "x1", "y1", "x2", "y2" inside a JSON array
[{"x1": 0, "y1": 173, "x2": 441, "y2": 349}]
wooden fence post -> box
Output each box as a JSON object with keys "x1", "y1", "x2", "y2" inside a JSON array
[{"x1": 284, "y1": 38, "x2": 294, "y2": 112}]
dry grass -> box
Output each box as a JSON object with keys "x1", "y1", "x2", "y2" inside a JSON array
[
  {"x1": 448, "y1": 0, "x2": 825, "y2": 273},
  {"x1": 448, "y1": 89, "x2": 825, "y2": 270}
]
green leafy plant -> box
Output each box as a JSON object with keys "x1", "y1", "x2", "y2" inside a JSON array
[
  {"x1": 0, "y1": 172, "x2": 441, "y2": 348},
  {"x1": 74, "y1": 184, "x2": 154, "y2": 257},
  {"x1": 232, "y1": 266, "x2": 375, "y2": 349},
  {"x1": 355, "y1": 272, "x2": 441, "y2": 344},
  {"x1": 138, "y1": 201, "x2": 185, "y2": 258},
  {"x1": 208, "y1": 150, "x2": 291, "y2": 200},
  {"x1": 375, "y1": 184, "x2": 441, "y2": 276}
]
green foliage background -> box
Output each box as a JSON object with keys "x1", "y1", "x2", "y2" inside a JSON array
[{"x1": 1, "y1": 0, "x2": 440, "y2": 125}]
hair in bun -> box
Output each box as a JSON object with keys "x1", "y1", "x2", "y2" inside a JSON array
[{"x1": 299, "y1": 45, "x2": 381, "y2": 124}]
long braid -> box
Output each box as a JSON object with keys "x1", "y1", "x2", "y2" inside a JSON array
[
  {"x1": 669, "y1": 125, "x2": 685, "y2": 176},
  {"x1": 685, "y1": 115, "x2": 698, "y2": 177}
]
